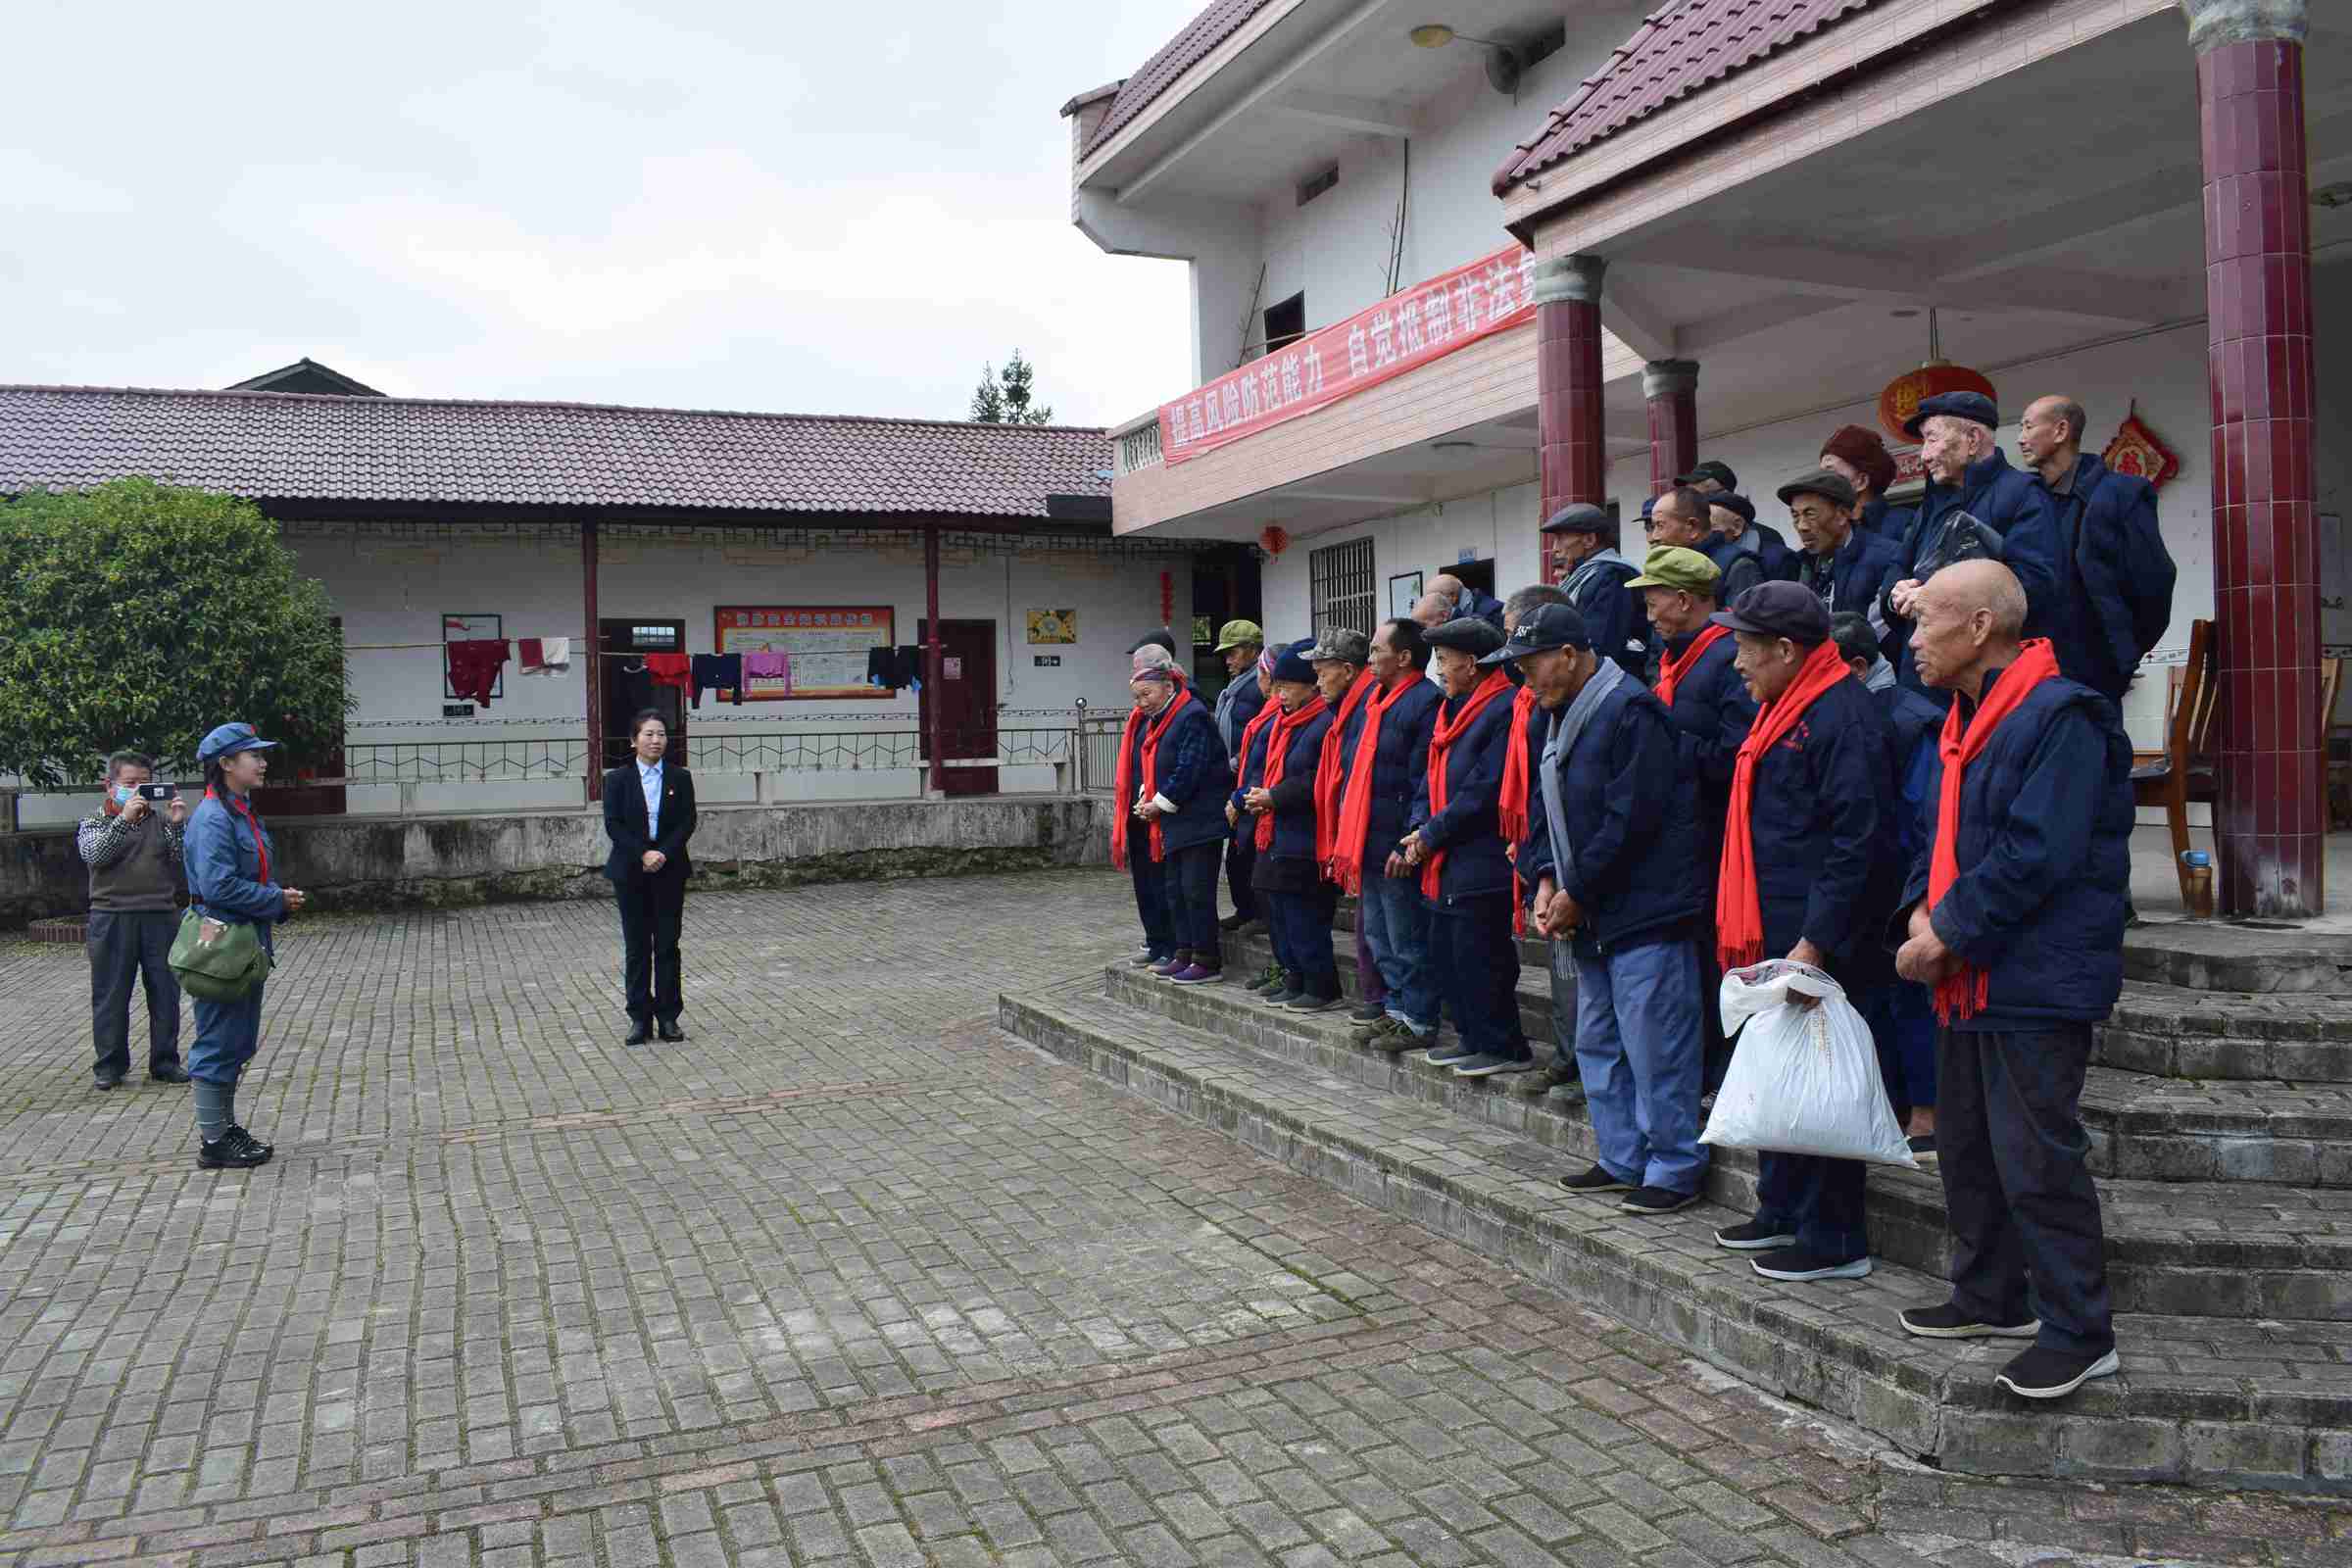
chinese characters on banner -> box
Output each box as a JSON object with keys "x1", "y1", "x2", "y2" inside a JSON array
[{"x1": 1160, "y1": 245, "x2": 1538, "y2": 466}]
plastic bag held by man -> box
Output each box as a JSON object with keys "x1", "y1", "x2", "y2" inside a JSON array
[{"x1": 1701, "y1": 960, "x2": 1919, "y2": 1168}]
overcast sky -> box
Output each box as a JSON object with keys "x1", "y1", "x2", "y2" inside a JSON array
[{"x1": 3, "y1": 1, "x2": 1193, "y2": 427}]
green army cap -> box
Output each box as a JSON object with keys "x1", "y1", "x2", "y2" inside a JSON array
[
  {"x1": 1212, "y1": 618, "x2": 1265, "y2": 652},
  {"x1": 1624, "y1": 546, "x2": 1721, "y2": 593}
]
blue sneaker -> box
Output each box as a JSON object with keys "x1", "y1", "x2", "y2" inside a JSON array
[{"x1": 1425, "y1": 1043, "x2": 1477, "y2": 1066}]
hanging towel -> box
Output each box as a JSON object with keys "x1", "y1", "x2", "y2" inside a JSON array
[
  {"x1": 519, "y1": 636, "x2": 570, "y2": 673},
  {"x1": 446, "y1": 639, "x2": 509, "y2": 706},
  {"x1": 690, "y1": 652, "x2": 744, "y2": 709}
]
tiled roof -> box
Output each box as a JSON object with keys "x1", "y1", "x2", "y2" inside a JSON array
[
  {"x1": 0, "y1": 385, "x2": 1111, "y2": 518},
  {"x1": 1494, "y1": 0, "x2": 1875, "y2": 195},
  {"x1": 1074, "y1": 1, "x2": 1277, "y2": 158}
]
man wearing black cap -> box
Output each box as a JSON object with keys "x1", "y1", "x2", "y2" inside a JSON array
[
  {"x1": 1677, "y1": 460, "x2": 1737, "y2": 496},
  {"x1": 1883, "y1": 391, "x2": 2061, "y2": 696},
  {"x1": 1402, "y1": 617, "x2": 1531, "y2": 1077},
  {"x1": 1710, "y1": 582, "x2": 1901, "y2": 1282},
  {"x1": 1707, "y1": 493, "x2": 1797, "y2": 587},
  {"x1": 1543, "y1": 503, "x2": 1648, "y2": 678},
  {"x1": 1510, "y1": 603, "x2": 1710, "y2": 1213},
  {"x1": 1244, "y1": 638, "x2": 1342, "y2": 1010},
  {"x1": 1651, "y1": 487, "x2": 1755, "y2": 605},
  {"x1": 1783, "y1": 468, "x2": 1904, "y2": 647}
]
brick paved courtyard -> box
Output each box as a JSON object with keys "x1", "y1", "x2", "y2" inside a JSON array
[{"x1": 0, "y1": 868, "x2": 2342, "y2": 1568}]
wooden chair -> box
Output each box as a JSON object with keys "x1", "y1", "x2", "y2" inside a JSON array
[{"x1": 2132, "y1": 618, "x2": 2216, "y2": 906}]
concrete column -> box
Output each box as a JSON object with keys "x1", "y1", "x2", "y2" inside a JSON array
[
  {"x1": 1642, "y1": 359, "x2": 1700, "y2": 499},
  {"x1": 2182, "y1": 0, "x2": 2320, "y2": 915},
  {"x1": 1533, "y1": 255, "x2": 1607, "y2": 580}
]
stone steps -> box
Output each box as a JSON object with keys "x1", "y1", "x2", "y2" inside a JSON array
[
  {"x1": 999, "y1": 969, "x2": 2352, "y2": 1494},
  {"x1": 1222, "y1": 927, "x2": 2352, "y2": 1186},
  {"x1": 1140, "y1": 942, "x2": 2352, "y2": 1320}
]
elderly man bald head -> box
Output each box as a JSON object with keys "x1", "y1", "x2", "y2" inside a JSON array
[{"x1": 1908, "y1": 559, "x2": 2030, "y2": 700}]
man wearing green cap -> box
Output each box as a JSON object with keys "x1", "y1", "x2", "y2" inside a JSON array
[
  {"x1": 1628, "y1": 545, "x2": 1756, "y2": 1094},
  {"x1": 1212, "y1": 619, "x2": 1268, "y2": 932}
]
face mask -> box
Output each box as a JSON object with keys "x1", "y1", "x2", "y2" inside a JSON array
[{"x1": 113, "y1": 785, "x2": 137, "y2": 807}]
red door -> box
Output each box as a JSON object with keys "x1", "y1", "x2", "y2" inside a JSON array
[{"x1": 918, "y1": 619, "x2": 998, "y2": 796}]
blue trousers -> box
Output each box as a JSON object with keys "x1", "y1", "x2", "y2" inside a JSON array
[
  {"x1": 1359, "y1": 871, "x2": 1435, "y2": 1032},
  {"x1": 1265, "y1": 885, "x2": 1339, "y2": 997},
  {"x1": 1130, "y1": 852, "x2": 1175, "y2": 958},
  {"x1": 1160, "y1": 842, "x2": 1222, "y2": 957},
  {"x1": 188, "y1": 983, "x2": 266, "y2": 1088},
  {"x1": 1860, "y1": 978, "x2": 1939, "y2": 1116},
  {"x1": 1573, "y1": 937, "x2": 1706, "y2": 1194},
  {"x1": 1429, "y1": 895, "x2": 1526, "y2": 1061}
]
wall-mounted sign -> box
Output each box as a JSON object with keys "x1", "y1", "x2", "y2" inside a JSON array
[
  {"x1": 1025, "y1": 609, "x2": 1077, "y2": 645},
  {"x1": 1033, "y1": 655, "x2": 1062, "y2": 667},
  {"x1": 443, "y1": 704, "x2": 475, "y2": 718},
  {"x1": 714, "y1": 606, "x2": 893, "y2": 701}
]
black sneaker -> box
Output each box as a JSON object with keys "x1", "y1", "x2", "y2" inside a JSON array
[
  {"x1": 1558, "y1": 1164, "x2": 1634, "y2": 1195},
  {"x1": 1898, "y1": 1302, "x2": 2040, "y2": 1340},
  {"x1": 1348, "y1": 1001, "x2": 1387, "y2": 1024},
  {"x1": 228, "y1": 1125, "x2": 275, "y2": 1162},
  {"x1": 149, "y1": 1062, "x2": 191, "y2": 1084},
  {"x1": 198, "y1": 1134, "x2": 270, "y2": 1170},
  {"x1": 1217, "y1": 912, "x2": 1250, "y2": 932},
  {"x1": 1994, "y1": 1345, "x2": 2120, "y2": 1399},
  {"x1": 1285, "y1": 992, "x2": 1341, "y2": 1014},
  {"x1": 1906, "y1": 1135, "x2": 1938, "y2": 1168},
  {"x1": 1618, "y1": 1186, "x2": 1700, "y2": 1215},
  {"x1": 1248, "y1": 965, "x2": 1286, "y2": 995},
  {"x1": 1266, "y1": 979, "x2": 1305, "y2": 1006},
  {"x1": 1750, "y1": 1248, "x2": 1871, "y2": 1282},
  {"x1": 1714, "y1": 1218, "x2": 1797, "y2": 1252},
  {"x1": 1129, "y1": 951, "x2": 1173, "y2": 968},
  {"x1": 93, "y1": 1074, "x2": 123, "y2": 1092}
]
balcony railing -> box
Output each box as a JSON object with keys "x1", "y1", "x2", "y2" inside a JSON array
[{"x1": 1111, "y1": 412, "x2": 1163, "y2": 476}]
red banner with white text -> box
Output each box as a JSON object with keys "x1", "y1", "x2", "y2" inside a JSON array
[{"x1": 1160, "y1": 244, "x2": 1537, "y2": 466}]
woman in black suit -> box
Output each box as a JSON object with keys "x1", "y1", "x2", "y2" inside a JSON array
[{"x1": 603, "y1": 710, "x2": 697, "y2": 1045}]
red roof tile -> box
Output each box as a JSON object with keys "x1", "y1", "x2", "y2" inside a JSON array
[
  {"x1": 1072, "y1": 1, "x2": 1277, "y2": 158},
  {"x1": 1494, "y1": 0, "x2": 1875, "y2": 195},
  {"x1": 0, "y1": 385, "x2": 1111, "y2": 519}
]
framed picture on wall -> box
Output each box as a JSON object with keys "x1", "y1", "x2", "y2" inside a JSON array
[{"x1": 1387, "y1": 571, "x2": 1423, "y2": 620}]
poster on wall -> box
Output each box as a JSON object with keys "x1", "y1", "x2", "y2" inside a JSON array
[
  {"x1": 1388, "y1": 572, "x2": 1423, "y2": 619},
  {"x1": 714, "y1": 606, "x2": 895, "y2": 700},
  {"x1": 1025, "y1": 609, "x2": 1077, "y2": 645}
]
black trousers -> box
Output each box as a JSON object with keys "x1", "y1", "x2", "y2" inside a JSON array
[
  {"x1": 615, "y1": 869, "x2": 686, "y2": 1024},
  {"x1": 1938, "y1": 1023, "x2": 2114, "y2": 1356},
  {"x1": 89, "y1": 909, "x2": 181, "y2": 1078},
  {"x1": 1162, "y1": 842, "x2": 1223, "y2": 958},
  {"x1": 1224, "y1": 833, "x2": 1258, "y2": 920},
  {"x1": 1130, "y1": 851, "x2": 1176, "y2": 957}
]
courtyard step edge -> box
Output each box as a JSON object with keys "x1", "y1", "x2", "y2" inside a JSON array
[{"x1": 997, "y1": 970, "x2": 2352, "y2": 1496}]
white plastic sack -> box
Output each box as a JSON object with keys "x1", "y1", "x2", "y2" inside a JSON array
[{"x1": 1700, "y1": 960, "x2": 1919, "y2": 1169}]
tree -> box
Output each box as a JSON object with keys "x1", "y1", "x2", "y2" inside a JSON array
[
  {"x1": 0, "y1": 478, "x2": 354, "y2": 787},
  {"x1": 969, "y1": 350, "x2": 1054, "y2": 425}
]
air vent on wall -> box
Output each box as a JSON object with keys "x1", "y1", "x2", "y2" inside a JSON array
[{"x1": 1297, "y1": 164, "x2": 1339, "y2": 207}]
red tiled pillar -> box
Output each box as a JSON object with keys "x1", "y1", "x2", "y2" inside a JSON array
[
  {"x1": 1643, "y1": 359, "x2": 1700, "y2": 498},
  {"x1": 2187, "y1": 0, "x2": 2320, "y2": 915},
  {"x1": 1534, "y1": 254, "x2": 1607, "y2": 582}
]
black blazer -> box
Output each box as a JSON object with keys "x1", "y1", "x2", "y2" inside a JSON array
[{"x1": 603, "y1": 762, "x2": 697, "y2": 881}]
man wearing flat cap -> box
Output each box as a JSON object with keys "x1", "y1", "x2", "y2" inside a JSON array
[
  {"x1": 1511, "y1": 602, "x2": 1710, "y2": 1214},
  {"x1": 1706, "y1": 492, "x2": 1796, "y2": 589},
  {"x1": 1542, "y1": 504, "x2": 1648, "y2": 679},
  {"x1": 1710, "y1": 583, "x2": 1902, "y2": 1284},
  {"x1": 1402, "y1": 616, "x2": 1532, "y2": 1077},
  {"x1": 1211, "y1": 620, "x2": 1269, "y2": 934},
  {"x1": 1883, "y1": 391, "x2": 2061, "y2": 696},
  {"x1": 1677, "y1": 459, "x2": 1737, "y2": 496},
  {"x1": 1629, "y1": 545, "x2": 1756, "y2": 1095},
  {"x1": 1784, "y1": 468, "x2": 1904, "y2": 653},
  {"x1": 1309, "y1": 629, "x2": 1392, "y2": 1025}
]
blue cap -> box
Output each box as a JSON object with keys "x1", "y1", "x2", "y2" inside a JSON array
[
  {"x1": 1903, "y1": 390, "x2": 1999, "y2": 438},
  {"x1": 196, "y1": 722, "x2": 278, "y2": 762},
  {"x1": 1269, "y1": 636, "x2": 1319, "y2": 685}
]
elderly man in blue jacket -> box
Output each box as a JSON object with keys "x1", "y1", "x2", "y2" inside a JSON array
[
  {"x1": 1784, "y1": 468, "x2": 1904, "y2": 656},
  {"x1": 1341, "y1": 617, "x2": 1445, "y2": 1050},
  {"x1": 1544, "y1": 504, "x2": 1649, "y2": 678},
  {"x1": 2018, "y1": 396, "x2": 2177, "y2": 704},
  {"x1": 1511, "y1": 603, "x2": 1710, "y2": 1215},
  {"x1": 1402, "y1": 617, "x2": 1529, "y2": 1077},
  {"x1": 1211, "y1": 619, "x2": 1268, "y2": 933},
  {"x1": 1894, "y1": 558, "x2": 2131, "y2": 1402},
  {"x1": 1883, "y1": 391, "x2": 2063, "y2": 697}
]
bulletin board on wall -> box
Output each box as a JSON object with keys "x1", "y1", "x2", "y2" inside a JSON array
[{"x1": 714, "y1": 606, "x2": 896, "y2": 701}]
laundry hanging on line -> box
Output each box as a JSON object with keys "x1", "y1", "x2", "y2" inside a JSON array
[
  {"x1": 518, "y1": 636, "x2": 571, "y2": 674},
  {"x1": 742, "y1": 649, "x2": 791, "y2": 694},
  {"x1": 690, "y1": 652, "x2": 744, "y2": 709},
  {"x1": 445, "y1": 639, "x2": 509, "y2": 706}
]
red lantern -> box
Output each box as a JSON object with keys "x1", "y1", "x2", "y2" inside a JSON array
[
  {"x1": 1258, "y1": 524, "x2": 1289, "y2": 558},
  {"x1": 1878, "y1": 362, "x2": 1997, "y2": 442}
]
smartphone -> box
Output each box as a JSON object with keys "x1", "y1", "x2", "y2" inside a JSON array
[{"x1": 138, "y1": 783, "x2": 176, "y2": 802}]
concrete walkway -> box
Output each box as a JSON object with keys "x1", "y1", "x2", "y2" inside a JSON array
[{"x1": 0, "y1": 870, "x2": 2340, "y2": 1567}]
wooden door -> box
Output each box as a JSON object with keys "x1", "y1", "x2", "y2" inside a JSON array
[
  {"x1": 601, "y1": 618, "x2": 688, "y2": 771},
  {"x1": 918, "y1": 619, "x2": 998, "y2": 796}
]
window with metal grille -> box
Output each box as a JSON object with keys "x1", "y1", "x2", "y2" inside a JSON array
[{"x1": 1309, "y1": 538, "x2": 1376, "y2": 639}]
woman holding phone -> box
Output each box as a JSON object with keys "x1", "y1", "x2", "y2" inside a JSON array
[{"x1": 182, "y1": 723, "x2": 306, "y2": 1170}]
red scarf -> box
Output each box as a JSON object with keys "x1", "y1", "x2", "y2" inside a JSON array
[
  {"x1": 1314, "y1": 669, "x2": 1381, "y2": 872},
  {"x1": 1235, "y1": 688, "x2": 1284, "y2": 795},
  {"x1": 1419, "y1": 668, "x2": 1514, "y2": 900},
  {"x1": 203, "y1": 786, "x2": 270, "y2": 884},
  {"x1": 1496, "y1": 685, "x2": 1541, "y2": 935},
  {"x1": 1253, "y1": 695, "x2": 1330, "y2": 851},
  {"x1": 1929, "y1": 640, "x2": 2062, "y2": 1022},
  {"x1": 1329, "y1": 674, "x2": 1422, "y2": 894},
  {"x1": 1715, "y1": 639, "x2": 1850, "y2": 971},
  {"x1": 1108, "y1": 678, "x2": 1186, "y2": 869},
  {"x1": 1655, "y1": 623, "x2": 1731, "y2": 708}
]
